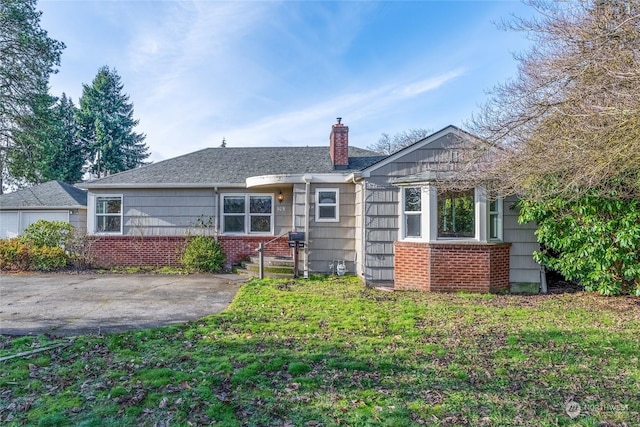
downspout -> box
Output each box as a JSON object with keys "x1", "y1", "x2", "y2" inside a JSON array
[
  {"x1": 214, "y1": 186, "x2": 219, "y2": 241},
  {"x1": 303, "y1": 175, "x2": 311, "y2": 279},
  {"x1": 348, "y1": 173, "x2": 363, "y2": 280}
]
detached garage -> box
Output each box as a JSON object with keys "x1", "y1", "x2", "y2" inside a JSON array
[{"x1": 0, "y1": 181, "x2": 87, "y2": 238}]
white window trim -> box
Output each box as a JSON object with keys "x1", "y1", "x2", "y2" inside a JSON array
[
  {"x1": 90, "y1": 194, "x2": 123, "y2": 235},
  {"x1": 398, "y1": 185, "x2": 503, "y2": 243},
  {"x1": 220, "y1": 193, "x2": 274, "y2": 235},
  {"x1": 487, "y1": 195, "x2": 503, "y2": 241},
  {"x1": 315, "y1": 188, "x2": 339, "y2": 222},
  {"x1": 400, "y1": 186, "x2": 428, "y2": 240}
]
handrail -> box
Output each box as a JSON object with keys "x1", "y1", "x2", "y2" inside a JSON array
[
  {"x1": 256, "y1": 229, "x2": 293, "y2": 280},
  {"x1": 258, "y1": 229, "x2": 292, "y2": 251}
]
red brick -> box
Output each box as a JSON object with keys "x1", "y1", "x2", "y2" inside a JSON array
[{"x1": 394, "y1": 241, "x2": 511, "y2": 293}]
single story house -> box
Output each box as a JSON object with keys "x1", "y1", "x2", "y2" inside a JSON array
[
  {"x1": 78, "y1": 120, "x2": 544, "y2": 292},
  {"x1": 0, "y1": 180, "x2": 87, "y2": 239}
]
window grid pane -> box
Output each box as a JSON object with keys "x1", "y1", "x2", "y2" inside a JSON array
[
  {"x1": 405, "y1": 213, "x2": 421, "y2": 237},
  {"x1": 318, "y1": 192, "x2": 336, "y2": 204},
  {"x1": 97, "y1": 216, "x2": 121, "y2": 233},
  {"x1": 489, "y1": 213, "x2": 499, "y2": 239},
  {"x1": 318, "y1": 206, "x2": 336, "y2": 219},
  {"x1": 250, "y1": 196, "x2": 272, "y2": 214},
  {"x1": 223, "y1": 197, "x2": 245, "y2": 214},
  {"x1": 224, "y1": 215, "x2": 245, "y2": 233},
  {"x1": 250, "y1": 216, "x2": 271, "y2": 232},
  {"x1": 404, "y1": 188, "x2": 421, "y2": 212},
  {"x1": 437, "y1": 189, "x2": 475, "y2": 238}
]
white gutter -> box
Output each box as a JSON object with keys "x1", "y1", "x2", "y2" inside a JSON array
[
  {"x1": 214, "y1": 186, "x2": 219, "y2": 239},
  {"x1": 0, "y1": 206, "x2": 86, "y2": 210},
  {"x1": 246, "y1": 173, "x2": 353, "y2": 188},
  {"x1": 79, "y1": 182, "x2": 245, "y2": 189}
]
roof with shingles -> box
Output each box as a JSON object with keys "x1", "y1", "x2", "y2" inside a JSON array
[
  {"x1": 82, "y1": 146, "x2": 386, "y2": 186},
  {"x1": 0, "y1": 181, "x2": 87, "y2": 209}
]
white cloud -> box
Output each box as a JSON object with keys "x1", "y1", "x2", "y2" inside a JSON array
[
  {"x1": 394, "y1": 69, "x2": 466, "y2": 97},
  {"x1": 206, "y1": 67, "x2": 466, "y2": 150}
]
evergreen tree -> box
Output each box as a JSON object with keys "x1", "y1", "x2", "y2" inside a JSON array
[
  {"x1": 48, "y1": 94, "x2": 84, "y2": 183},
  {"x1": 0, "y1": 0, "x2": 65, "y2": 192},
  {"x1": 7, "y1": 91, "x2": 57, "y2": 185},
  {"x1": 76, "y1": 66, "x2": 149, "y2": 178},
  {"x1": 9, "y1": 93, "x2": 84, "y2": 185}
]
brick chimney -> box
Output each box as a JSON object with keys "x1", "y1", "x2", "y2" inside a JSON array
[{"x1": 330, "y1": 117, "x2": 349, "y2": 169}]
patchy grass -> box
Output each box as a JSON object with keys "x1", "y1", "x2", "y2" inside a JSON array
[{"x1": 1, "y1": 276, "x2": 639, "y2": 426}]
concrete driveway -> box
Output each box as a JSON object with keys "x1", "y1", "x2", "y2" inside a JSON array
[{"x1": 0, "y1": 273, "x2": 246, "y2": 337}]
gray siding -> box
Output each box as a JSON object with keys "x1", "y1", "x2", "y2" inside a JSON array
[
  {"x1": 89, "y1": 187, "x2": 292, "y2": 237},
  {"x1": 362, "y1": 179, "x2": 398, "y2": 284},
  {"x1": 308, "y1": 183, "x2": 357, "y2": 274},
  {"x1": 503, "y1": 196, "x2": 542, "y2": 283},
  {"x1": 370, "y1": 133, "x2": 464, "y2": 179},
  {"x1": 121, "y1": 188, "x2": 216, "y2": 236},
  {"x1": 70, "y1": 209, "x2": 87, "y2": 231},
  {"x1": 292, "y1": 182, "x2": 358, "y2": 275},
  {"x1": 354, "y1": 183, "x2": 365, "y2": 277},
  {"x1": 362, "y1": 133, "x2": 463, "y2": 285}
]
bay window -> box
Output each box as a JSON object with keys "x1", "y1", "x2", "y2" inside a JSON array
[{"x1": 398, "y1": 185, "x2": 503, "y2": 242}]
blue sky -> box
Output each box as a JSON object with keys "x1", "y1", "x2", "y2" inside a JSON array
[{"x1": 39, "y1": 1, "x2": 532, "y2": 163}]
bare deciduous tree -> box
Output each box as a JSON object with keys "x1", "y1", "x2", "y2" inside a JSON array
[
  {"x1": 466, "y1": 0, "x2": 640, "y2": 200},
  {"x1": 367, "y1": 128, "x2": 432, "y2": 155}
]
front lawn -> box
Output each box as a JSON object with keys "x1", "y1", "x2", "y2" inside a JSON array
[{"x1": 1, "y1": 277, "x2": 638, "y2": 426}]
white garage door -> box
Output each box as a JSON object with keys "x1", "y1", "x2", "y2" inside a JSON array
[
  {"x1": 0, "y1": 211, "x2": 69, "y2": 239},
  {"x1": 0, "y1": 212, "x2": 19, "y2": 238}
]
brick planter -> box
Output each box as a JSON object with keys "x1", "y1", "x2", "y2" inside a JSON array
[{"x1": 394, "y1": 241, "x2": 511, "y2": 293}]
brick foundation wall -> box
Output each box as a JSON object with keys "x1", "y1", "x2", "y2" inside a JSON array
[
  {"x1": 88, "y1": 235, "x2": 291, "y2": 269},
  {"x1": 218, "y1": 235, "x2": 290, "y2": 265},
  {"x1": 394, "y1": 241, "x2": 511, "y2": 293},
  {"x1": 393, "y1": 242, "x2": 431, "y2": 291}
]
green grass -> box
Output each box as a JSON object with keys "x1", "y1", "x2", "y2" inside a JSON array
[{"x1": 1, "y1": 276, "x2": 639, "y2": 426}]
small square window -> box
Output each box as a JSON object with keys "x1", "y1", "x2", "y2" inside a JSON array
[
  {"x1": 95, "y1": 196, "x2": 122, "y2": 233},
  {"x1": 315, "y1": 188, "x2": 339, "y2": 222}
]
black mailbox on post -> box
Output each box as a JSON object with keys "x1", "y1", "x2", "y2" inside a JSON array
[
  {"x1": 288, "y1": 232, "x2": 305, "y2": 278},
  {"x1": 288, "y1": 231, "x2": 305, "y2": 242}
]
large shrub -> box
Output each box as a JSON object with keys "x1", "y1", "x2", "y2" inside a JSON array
[
  {"x1": 0, "y1": 238, "x2": 68, "y2": 271},
  {"x1": 20, "y1": 220, "x2": 74, "y2": 248},
  {"x1": 180, "y1": 235, "x2": 225, "y2": 272},
  {"x1": 519, "y1": 196, "x2": 640, "y2": 296},
  {"x1": 0, "y1": 220, "x2": 73, "y2": 271},
  {"x1": 28, "y1": 246, "x2": 68, "y2": 271},
  {"x1": 0, "y1": 238, "x2": 31, "y2": 270}
]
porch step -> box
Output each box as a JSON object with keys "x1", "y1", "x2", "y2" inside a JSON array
[
  {"x1": 238, "y1": 256, "x2": 295, "y2": 279},
  {"x1": 249, "y1": 255, "x2": 295, "y2": 268}
]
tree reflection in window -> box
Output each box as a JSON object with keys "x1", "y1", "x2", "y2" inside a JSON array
[{"x1": 438, "y1": 189, "x2": 475, "y2": 238}]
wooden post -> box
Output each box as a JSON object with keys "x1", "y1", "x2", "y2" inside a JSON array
[{"x1": 293, "y1": 241, "x2": 299, "y2": 278}]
